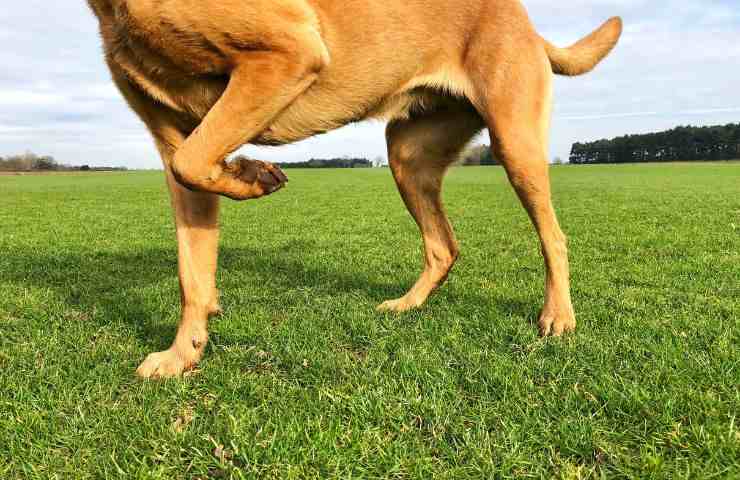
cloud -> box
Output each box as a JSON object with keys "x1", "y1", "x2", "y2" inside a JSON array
[{"x1": 0, "y1": 1, "x2": 737, "y2": 168}]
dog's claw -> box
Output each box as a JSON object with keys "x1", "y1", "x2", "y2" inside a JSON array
[
  {"x1": 223, "y1": 157, "x2": 288, "y2": 200},
  {"x1": 265, "y1": 162, "x2": 288, "y2": 184}
]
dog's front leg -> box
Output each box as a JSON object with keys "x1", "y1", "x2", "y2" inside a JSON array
[
  {"x1": 107, "y1": 70, "x2": 223, "y2": 378},
  {"x1": 170, "y1": 28, "x2": 328, "y2": 200},
  {"x1": 136, "y1": 149, "x2": 222, "y2": 379}
]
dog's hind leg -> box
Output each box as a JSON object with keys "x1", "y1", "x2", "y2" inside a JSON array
[
  {"x1": 378, "y1": 105, "x2": 484, "y2": 312},
  {"x1": 469, "y1": 33, "x2": 576, "y2": 336}
]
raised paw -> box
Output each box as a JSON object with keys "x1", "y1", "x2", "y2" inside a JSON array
[
  {"x1": 220, "y1": 157, "x2": 288, "y2": 200},
  {"x1": 538, "y1": 306, "x2": 576, "y2": 337},
  {"x1": 136, "y1": 347, "x2": 201, "y2": 379}
]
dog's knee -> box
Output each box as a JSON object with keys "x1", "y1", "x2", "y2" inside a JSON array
[{"x1": 170, "y1": 151, "x2": 219, "y2": 191}]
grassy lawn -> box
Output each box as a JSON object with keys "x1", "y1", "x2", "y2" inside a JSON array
[{"x1": 1, "y1": 163, "x2": 738, "y2": 479}]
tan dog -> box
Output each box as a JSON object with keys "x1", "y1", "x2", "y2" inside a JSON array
[{"x1": 87, "y1": 0, "x2": 622, "y2": 378}]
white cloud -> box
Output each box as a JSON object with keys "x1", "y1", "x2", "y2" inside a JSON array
[{"x1": 0, "y1": 0, "x2": 738, "y2": 168}]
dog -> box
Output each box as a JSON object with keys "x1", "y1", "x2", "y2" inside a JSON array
[{"x1": 87, "y1": 0, "x2": 622, "y2": 378}]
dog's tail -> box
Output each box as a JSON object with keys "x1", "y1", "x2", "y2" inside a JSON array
[{"x1": 543, "y1": 17, "x2": 623, "y2": 76}]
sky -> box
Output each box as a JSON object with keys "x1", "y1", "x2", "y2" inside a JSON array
[{"x1": 1, "y1": 1, "x2": 739, "y2": 168}]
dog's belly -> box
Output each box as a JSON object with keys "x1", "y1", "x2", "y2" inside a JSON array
[
  {"x1": 250, "y1": 54, "x2": 447, "y2": 145},
  {"x1": 252, "y1": 89, "x2": 410, "y2": 146},
  {"x1": 253, "y1": 87, "x2": 445, "y2": 146}
]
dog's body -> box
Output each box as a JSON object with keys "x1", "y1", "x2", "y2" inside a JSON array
[{"x1": 87, "y1": 0, "x2": 622, "y2": 378}]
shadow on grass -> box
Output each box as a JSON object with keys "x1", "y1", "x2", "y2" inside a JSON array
[{"x1": 2, "y1": 239, "x2": 536, "y2": 350}]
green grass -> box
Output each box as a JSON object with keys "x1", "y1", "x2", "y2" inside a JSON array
[{"x1": 1, "y1": 163, "x2": 738, "y2": 479}]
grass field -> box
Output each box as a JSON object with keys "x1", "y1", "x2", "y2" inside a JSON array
[{"x1": 1, "y1": 163, "x2": 738, "y2": 479}]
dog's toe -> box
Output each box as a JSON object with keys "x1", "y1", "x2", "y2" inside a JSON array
[{"x1": 538, "y1": 309, "x2": 576, "y2": 337}]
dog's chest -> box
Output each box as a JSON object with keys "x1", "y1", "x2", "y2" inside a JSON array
[
  {"x1": 96, "y1": 1, "x2": 228, "y2": 120},
  {"x1": 115, "y1": 1, "x2": 231, "y2": 74}
]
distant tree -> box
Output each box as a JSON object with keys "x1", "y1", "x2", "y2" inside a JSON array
[
  {"x1": 373, "y1": 155, "x2": 386, "y2": 168},
  {"x1": 459, "y1": 144, "x2": 499, "y2": 166},
  {"x1": 34, "y1": 156, "x2": 58, "y2": 170},
  {"x1": 0, "y1": 151, "x2": 50, "y2": 171},
  {"x1": 570, "y1": 123, "x2": 740, "y2": 164},
  {"x1": 552, "y1": 156, "x2": 564, "y2": 165},
  {"x1": 0, "y1": 151, "x2": 127, "y2": 172}
]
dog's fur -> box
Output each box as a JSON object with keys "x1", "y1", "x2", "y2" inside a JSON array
[{"x1": 87, "y1": 0, "x2": 622, "y2": 378}]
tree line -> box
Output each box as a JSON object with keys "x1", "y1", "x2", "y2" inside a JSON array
[
  {"x1": 570, "y1": 123, "x2": 740, "y2": 164},
  {"x1": 271, "y1": 149, "x2": 503, "y2": 168},
  {"x1": 272, "y1": 157, "x2": 373, "y2": 169},
  {"x1": 0, "y1": 152, "x2": 127, "y2": 172}
]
